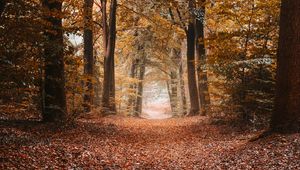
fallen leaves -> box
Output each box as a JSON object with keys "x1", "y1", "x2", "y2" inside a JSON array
[{"x1": 1, "y1": 116, "x2": 299, "y2": 169}]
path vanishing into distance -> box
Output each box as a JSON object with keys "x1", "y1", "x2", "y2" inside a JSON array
[
  {"x1": 141, "y1": 102, "x2": 172, "y2": 120},
  {"x1": 1, "y1": 115, "x2": 300, "y2": 169}
]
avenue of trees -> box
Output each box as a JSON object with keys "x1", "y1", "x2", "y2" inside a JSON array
[{"x1": 0, "y1": 0, "x2": 299, "y2": 133}]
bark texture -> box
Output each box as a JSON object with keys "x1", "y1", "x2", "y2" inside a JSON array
[
  {"x1": 83, "y1": 0, "x2": 94, "y2": 112},
  {"x1": 127, "y1": 59, "x2": 138, "y2": 114},
  {"x1": 168, "y1": 47, "x2": 181, "y2": 116},
  {"x1": 271, "y1": 0, "x2": 300, "y2": 133},
  {"x1": 186, "y1": 22, "x2": 200, "y2": 116},
  {"x1": 101, "y1": 0, "x2": 117, "y2": 114},
  {"x1": 167, "y1": 72, "x2": 178, "y2": 116},
  {"x1": 195, "y1": 6, "x2": 210, "y2": 116},
  {"x1": 42, "y1": 0, "x2": 67, "y2": 122},
  {"x1": 179, "y1": 56, "x2": 187, "y2": 115},
  {"x1": 135, "y1": 57, "x2": 146, "y2": 116}
]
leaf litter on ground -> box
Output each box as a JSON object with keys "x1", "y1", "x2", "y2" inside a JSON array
[{"x1": 1, "y1": 115, "x2": 299, "y2": 169}]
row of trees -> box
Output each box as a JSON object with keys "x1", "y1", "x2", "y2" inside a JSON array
[
  {"x1": 43, "y1": 0, "x2": 119, "y2": 120},
  {"x1": 0, "y1": 0, "x2": 299, "y2": 132},
  {"x1": 206, "y1": 0, "x2": 279, "y2": 124}
]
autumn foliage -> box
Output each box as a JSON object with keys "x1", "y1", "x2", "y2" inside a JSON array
[{"x1": 0, "y1": 0, "x2": 299, "y2": 169}]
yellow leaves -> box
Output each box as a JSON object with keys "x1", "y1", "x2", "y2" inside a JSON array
[{"x1": 137, "y1": 17, "x2": 151, "y2": 27}]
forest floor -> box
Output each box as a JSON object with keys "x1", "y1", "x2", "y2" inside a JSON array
[{"x1": 1, "y1": 115, "x2": 300, "y2": 169}]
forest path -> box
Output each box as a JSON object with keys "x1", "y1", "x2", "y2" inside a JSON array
[
  {"x1": 1, "y1": 116, "x2": 300, "y2": 169},
  {"x1": 141, "y1": 102, "x2": 172, "y2": 119}
]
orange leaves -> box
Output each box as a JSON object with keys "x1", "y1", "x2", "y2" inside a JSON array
[{"x1": 1, "y1": 116, "x2": 300, "y2": 169}]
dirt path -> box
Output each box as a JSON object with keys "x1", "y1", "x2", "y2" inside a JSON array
[{"x1": 1, "y1": 116, "x2": 299, "y2": 169}]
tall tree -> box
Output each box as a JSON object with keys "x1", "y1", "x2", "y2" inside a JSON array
[
  {"x1": 42, "y1": 0, "x2": 67, "y2": 122},
  {"x1": 271, "y1": 0, "x2": 300, "y2": 132},
  {"x1": 101, "y1": 0, "x2": 117, "y2": 113},
  {"x1": 195, "y1": 1, "x2": 210, "y2": 115},
  {"x1": 135, "y1": 55, "x2": 146, "y2": 116},
  {"x1": 179, "y1": 51, "x2": 187, "y2": 115},
  {"x1": 186, "y1": 0, "x2": 200, "y2": 116},
  {"x1": 168, "y1": 47, "x2": 182, "y2": 116},
  {"x1": 127, "y1": 58, "x2": 138, "y2": 114},
  {"x1": 167, "y1": 71, "x2": 179, "y2": 115},
  {"x1": 83, "y1": 0, "x2": 94, "y2": 112}
]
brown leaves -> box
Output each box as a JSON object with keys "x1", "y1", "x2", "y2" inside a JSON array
[{"x1": 1, "y1": 116, "x2": 299, "y2": 169}]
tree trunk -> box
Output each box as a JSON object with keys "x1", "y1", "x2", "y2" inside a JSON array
[
  {"x1": 168, "y1": 72, "x2": 178, "y2": 116},
  {"x1": 169, "y1": 45, "x2": 181, "y2": 116},
  {"x1": 135, "y1": 57, "x2": 146, "y2": 116},
  {"x1": 179, "y1": 52, "x2": 187, "y2": 115},
  {"x1": 271, "y1": 0, "x2": 300, "y2": 133},
  {"x1": 195, "y1": 6, "x2": 210, "y2": 116},
  {"x1": 127, "y1": 59, "x2": 138, "y2": 114},
  {"x1": 101, "y1": 0, "x2": 109, "y2": 111},
  {"x1": 42, "y1": 0, "x2": 67, "y2": 122},
  {"x1": 83, "y1": 0, "x2": 94, "y2": 112},
  {"x1": 101, "y1": 0, "x2": 117, "y2": 114},
  {"x1": 94, "y1": 67, "x2": 102, "y2": 106},
  {"x1": 109, "y1": 51, "x2": 116, "y2": 112},
  {"x1": 186, "y1": 22, "x2": 200, "y2": 116}
]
